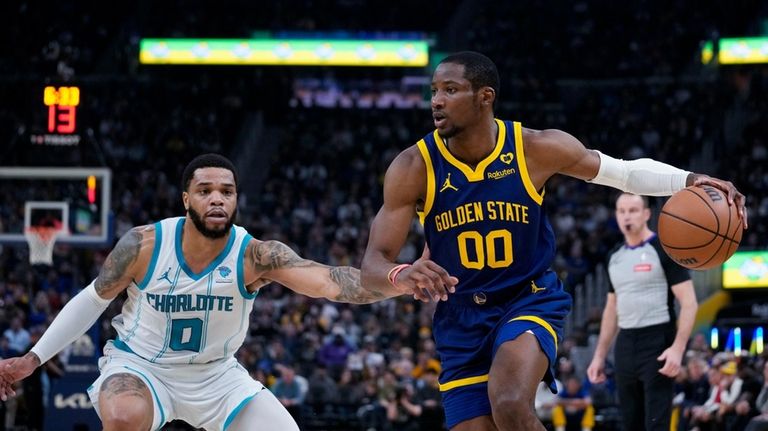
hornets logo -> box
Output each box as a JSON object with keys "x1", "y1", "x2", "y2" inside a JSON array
[{"x1": 218, "y1": 266, "x2": 232, "y2": 278}]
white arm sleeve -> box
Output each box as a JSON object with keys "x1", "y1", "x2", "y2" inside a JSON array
[
  {"x1": 586, "y1": 151, "x2": 690, "y2": 196},
  {"x1": 30, "y1": 281, "x2": 112, "y2": 364}
]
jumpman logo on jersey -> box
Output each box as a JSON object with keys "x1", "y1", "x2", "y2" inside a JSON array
[
  {"x1": 531, "y1": 281, "x2": 546, "y2": 294},
  {"x1": 440, "y1": 173, "x2": 459, "y2": 192},
  {"x1": 157, "y1": 267, "x2": 173, "y2": 285}
]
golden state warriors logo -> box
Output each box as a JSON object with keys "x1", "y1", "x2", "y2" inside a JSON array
[
  {"x1": 440, "y1": 173, "x2": 459, "y2": 193},
  {"x1": 500, "y1": 152, "x2": 514, "y2": 164}
]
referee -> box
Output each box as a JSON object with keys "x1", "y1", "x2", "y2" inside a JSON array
[{"x1": 587, "y1": 193, "x2": 698, "y2": 431}]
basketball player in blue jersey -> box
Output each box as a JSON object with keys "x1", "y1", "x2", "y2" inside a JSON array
[
  {"x1": 361, "y1": 51, "x2": 747, "y2": 430},
  {"x1": 0, "y1": 154, "x2": 404, "y2": 431}
]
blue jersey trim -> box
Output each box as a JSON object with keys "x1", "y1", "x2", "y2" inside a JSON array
[
  {"x1": 174, "y1": 218, "x2": 236, "y2": 280},
  {"x1": 113, "y1": 337, "x2": 136, "y2": 354},
  {"x1": 237, "y1": 234, "x2": 258, "y2": 299},
  {"x1": 136, "y1": 221, "x2": 163, "y2": 290},
  {"x1": 123, "y1": 365, "x2": 166, "y2": 430},
  {"x1": 224, "y1": 392, "x2": 258, "y2": 430}
]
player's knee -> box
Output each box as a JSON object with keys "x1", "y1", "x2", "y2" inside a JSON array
[
  {"x1": 100, "y1": 398, "x2": 153, "y2": 431},
  {"x1": 101, "y1": 401, "x2": 153, "y2": 431},
  {"x1": 98, "y1": 376, "x2": 154, "y2": 431},
  {"x1": 102, "y1": 417, "x2": 151, "y2": 431},
  {"x1": 490, "y1": 388, "x2": 536, "y2": 422}
]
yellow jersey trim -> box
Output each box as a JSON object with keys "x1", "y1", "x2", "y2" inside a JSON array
[
  {"x1": 509, "y1": 315, "x2": 558, "y2": 351},
  {"x1": 433, "y1": 119, "x2": 507, "y2": 182},
  {"x1": 513, "y1": 122, "x2": 544, "y2": 205},
  {"x1": 416, "y1": 139, "x2": 435, "y2": 225},
  {"x1": 438, "y1": 373, "x2": 489, "y2": 392}
]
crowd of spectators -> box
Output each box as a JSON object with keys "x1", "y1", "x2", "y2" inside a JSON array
[
  {"x1": 542, "y1": 332, "x2": 768, "y2": 431},
  {"x1": 1, "y1": 1, "x2": 768, "y2": 430}
]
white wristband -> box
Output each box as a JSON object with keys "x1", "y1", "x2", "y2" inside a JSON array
[
  {"x1": 587, "y1": 151, "x2": 690, "y2": 196},
  {"x1": 30, "y1": 281, "x2": 111, "y2": 364}
]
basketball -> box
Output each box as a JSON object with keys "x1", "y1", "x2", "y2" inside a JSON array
[{"x1": 658, "y1": 185, "x2": 743, "y2": 270}]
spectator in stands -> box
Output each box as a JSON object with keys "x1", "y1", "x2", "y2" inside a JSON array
[
  {"x1": 414, "y1": 365, "x2": 444, "y2": 429},
  {"x1": 3, "y1": 317, "x2": 30, "y2": 355},
  {"x1": 588, "y1": 193, "x2": 697, "y2": 431},
  {"x1": 412, "y1": 349, "x2": 441, "y2": 380},
  {"x1": 382, "y1": 383, "x2": 422, "y2": 431},
  {"x1": 305, "y1": 365, "x2": 339, "y2": 406},
  {"x1": 677, "y1": 356, "x2": 711, "y2": 430},
  {"x1": 552, "y1": 375, "x2": 595, "y2": 431},
  {"x1": 271, "y1": 364, "x2": 309, "y2": 427},
  {"x1": 0, "y1": 336, "x2": 19, "y2": 359},
  {"x1": 745, "y1": 360, "x2": 768, "y2": 431},
  {"x1": 691, "y1": 361, "x2": 744, "y2": 431},
  {"x1": 337, "y1": 368, "x2": 365, "y2": 406},
  {"x1": 357, "y1": 378, "x2": 388, "y2": 431},
  {"x1": 728, "y1": 361, "x2": 765, "y2": 430},
  {"x1": 319, "y1": 327, "x2": 354, "y2": 380},
  {"x1": 716, "y1": 361, "x2": 745, "y2": 422}
]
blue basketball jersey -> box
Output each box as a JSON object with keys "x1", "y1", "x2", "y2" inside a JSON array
[{"x1": 417, "y1": 119, "x2": 556, "y2": 296}]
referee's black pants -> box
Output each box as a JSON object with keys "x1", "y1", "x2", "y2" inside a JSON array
[{"x1": 614, "y1": 321, "x2": 676, "y2": 431}]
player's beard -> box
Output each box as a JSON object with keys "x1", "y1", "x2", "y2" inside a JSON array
[
  {"x1": 438, "y1": 125, "x2": 462, "y2": 139},
  {"x1": 188, "y1": 206, "x2": 236, "y2": 239}
]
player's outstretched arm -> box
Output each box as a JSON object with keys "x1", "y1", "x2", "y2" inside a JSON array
[
  {"x1": 245, "y1": 239, "x2": 399, "y2": 304},
  {"x1": 0, "y1": 226, "x2": 152, "y2": 400},
  {"x1": 361, "y1": 147, "x2": 458, "y2": 302},
  {"x1": 523, "y1": 128, "x2": 748, "y2": 228}
]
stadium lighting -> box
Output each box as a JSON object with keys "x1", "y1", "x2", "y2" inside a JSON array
[
  {"x1": 701, "y1": 37, "x2": 768, "y2": 65},
  {"x1": 140, "y1": 38, "x2": 429, "y2": 67}
]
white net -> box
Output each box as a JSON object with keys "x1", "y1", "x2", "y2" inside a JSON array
[{"x1": 24, "y1": 227, "x2": 66, "y2": 265}]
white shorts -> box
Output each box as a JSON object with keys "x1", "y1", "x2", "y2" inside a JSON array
[{"x1": 87, "y1": 341, "x2": 265, "y2": 430}]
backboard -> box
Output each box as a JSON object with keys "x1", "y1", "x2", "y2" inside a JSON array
[{"x1": 0, "y1": 167, "x2": 112, "y2": 247}]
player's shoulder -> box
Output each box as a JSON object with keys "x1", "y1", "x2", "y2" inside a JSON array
[
  {"x1": 105, "y1": 224, "x2": 158, "y2": 277},
  {"x1": 521, "y1": 127, "x2": 578, "y2": 148},
  {"x1": 388, "y1": 144, "x2": 427, "y2": 175},
  {"x1": 118, "y1": 224, "x2": 158, "y2": 256}
]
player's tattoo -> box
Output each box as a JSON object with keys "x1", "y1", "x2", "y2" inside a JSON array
[
  {"x1": 100, "y1": 373, "x2": 147, "y2": 400},
  {"x1": 249, "y1": 240, "x2": 312, "y2": 271},
  {"x1": 95, "y1": 227, "x2": 143, "y2": 296},
  {"x1": 331, "y1": 267, "x2": 386, "y2": 304}
]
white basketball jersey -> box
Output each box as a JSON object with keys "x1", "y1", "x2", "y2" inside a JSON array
[{"x1": 112, "y1": 217, "x2": 257, "y2": 364}]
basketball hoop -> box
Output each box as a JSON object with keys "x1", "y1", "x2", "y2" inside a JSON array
[{"x1": 24, "y1": 225, "x2": 67, "y2": 265}]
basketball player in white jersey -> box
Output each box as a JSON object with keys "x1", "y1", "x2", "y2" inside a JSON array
[{"x1": 0, "y1": 154, "x2": 403, "y2": 431}]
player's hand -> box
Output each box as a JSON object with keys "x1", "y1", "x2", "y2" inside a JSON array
[
  {"x1": 397, "y1": 258, "x2": 458, "y2": 302},
  {"x1": 657, "y1": 346, "x2": 683, "y2": 377},
  {"x1": 586, "y1": 357, "x2": 606, "y2": 384},
  {"x1": 692, "y1": 175, "x2": 748, "y2": 229},
  {"x1": 0, "y1": 354, "x2": 39, "y2": 401}
]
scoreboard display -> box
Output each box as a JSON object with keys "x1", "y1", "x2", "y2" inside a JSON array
[{"x1": 30, "y1": 85, "x2": 81, "y2": 146}]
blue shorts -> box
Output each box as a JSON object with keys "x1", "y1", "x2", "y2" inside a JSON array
[{"x1": 432, "y1": 270, "x2": 572, "y2": 429}]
